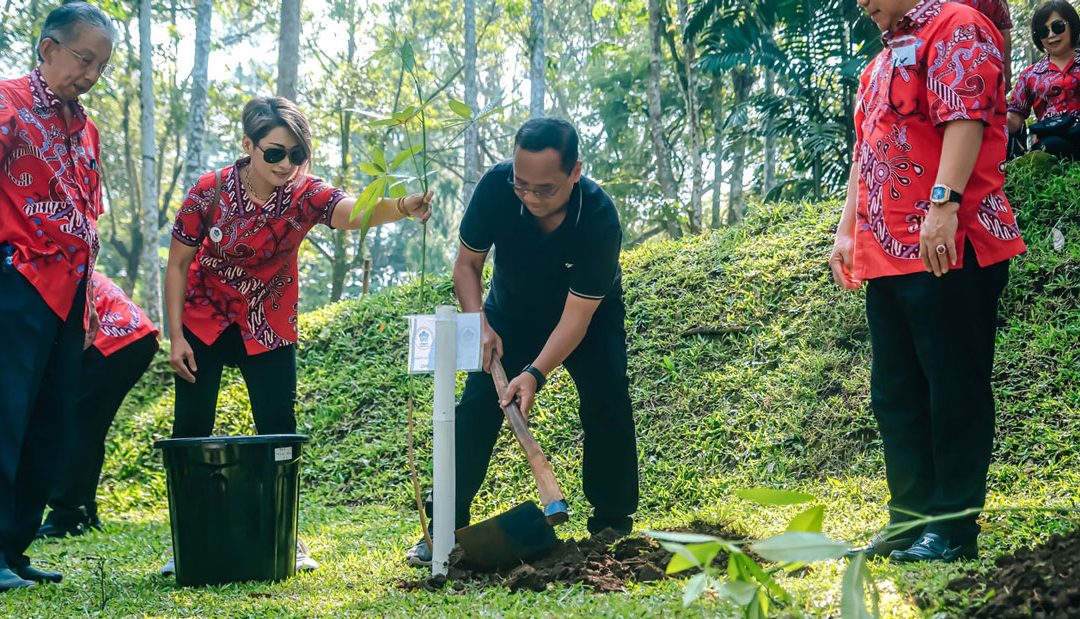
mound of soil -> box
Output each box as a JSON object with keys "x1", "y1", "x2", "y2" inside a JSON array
[
  {"x1": 398, "y1": 520, "x2": 738, "y2": 594},
  {"x1": 950, "y1": 528, "x2": 1080, "y2": 618}
]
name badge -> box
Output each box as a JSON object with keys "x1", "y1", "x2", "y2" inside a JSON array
[
  {"x1": 889, "y1": 35, "x2": 918, "y2": 68},
  {"x1": 209, "y1": 226, "x2": 223, "y2": 243},
  {"x1": 892, "y1": 44, "x2": 917, "y2": 67}
]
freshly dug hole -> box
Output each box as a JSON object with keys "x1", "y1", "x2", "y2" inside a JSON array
[
  {"x1": 950, "y1": 527, "x2": 1080, "y2": 619},
  {"x1": 397, "y1": 520, "x2": 740, "y2": 593}
]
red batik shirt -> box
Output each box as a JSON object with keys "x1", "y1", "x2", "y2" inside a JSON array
[
  {"x1": 952, "y1": 0, "x2": 1012, "y2": 31},
  {"x1": 851, "y1": 0, "x2": 1025, "y2": 280},
  {"x1": 0, "y1": 68, "x2": 101, "y2": 325},
  {"x1": 1007, "y1": 51, "x2": 1080, "y2": 121},
  {"x1": 91, "y1": 272, "x2": 159, "y2": 356},
  {"x1": 172, "y1": 157, "x2": 346, "y2": 355}
]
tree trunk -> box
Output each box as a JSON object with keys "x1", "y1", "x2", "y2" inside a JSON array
[
  {"x1": 181, "y1": 0, "x2": 212, "y2": 194},
  {"x1": 528, "y1": 0, "x2": 545, "y2": 117},
  {"x1": 120, "y1": 20, "x2": 142, "y2": 296},
  {"x1": 763, "y1": 67, "x2": 777, "y2": 198},
  {"x1": 710, "y1": 75, "x2": 723, "y2": 229},
  {"x1": 26, "y1": 0, "x2": 38, "y2": 70},
  {"x1": 676, "y1": 0, "x2": 702, "y2": 233},
  {"x1": 139, "y1": 0, "x2": 162, "y2": 324},
  {"x1": 463, "y1": 0, "x2": 480, "y2": 204},
  {"x1": 647, "y1": 0, "x2": 680, "y2": 238},
  {"x1": 841, "y1": 2, "x2": 854, "y2": 169},
  {"x1": 727, "y1": 68, "x2": 752, "y2": 225},
  {"x1": 277, "y1": 0, "x2": 301, "y2": 101},
  {"x1": 0, "y1": 0, "x2": 14, "y2": 43},
  {"x1": 329, "y1": 0, "x2": 359, "y2": 303},
  {"x1": 330, "y1": 229, "x2": 348, "y2": 301}
]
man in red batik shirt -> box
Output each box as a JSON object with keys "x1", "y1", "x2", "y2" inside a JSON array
[
  {"x1": 0, "y1": 2, "x2": 115, "y2": 591},
  {"x1": 832, "y1": 0, "x2": 1026, "y2": 563}
]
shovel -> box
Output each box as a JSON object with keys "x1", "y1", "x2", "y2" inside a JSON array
[{"x1": 454, "y1": 356, "x2": 569, "y2": 568}]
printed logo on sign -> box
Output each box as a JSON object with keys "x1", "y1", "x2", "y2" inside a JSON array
[
  {"x1": 416, "y1": 326, "x2": 433, "y2": 349},
  {"x1": 461, "y1": 325, "x2": 477, "y2": 346},
  {"x1": 274, "y1": 446, "x2": 293, "y2": 462}
]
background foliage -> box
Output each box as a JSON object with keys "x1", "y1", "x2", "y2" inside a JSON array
[{"x1": 0, "y1": 0, "x2": 1053, "y2": 313}]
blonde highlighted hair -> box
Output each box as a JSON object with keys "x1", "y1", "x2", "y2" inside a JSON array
[{"x1": 241, "y1": 96, "x2": 313, "y2": 169}]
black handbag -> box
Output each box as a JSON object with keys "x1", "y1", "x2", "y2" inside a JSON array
[{"x1": 1030, "y1": 114, "x2": 1076, "y2": 138}]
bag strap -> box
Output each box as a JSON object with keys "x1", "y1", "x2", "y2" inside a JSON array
[{"x1": 197, "y1": 169, "x2": 223, "y2": 244}]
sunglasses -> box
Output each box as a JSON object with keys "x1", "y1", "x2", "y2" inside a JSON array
[
  {"x1": 1036, "y1": 19, "x2": 1068, "y2": 40},
  {"x1": 255, "y1": 143, "x2": 308, "y2": 166}
]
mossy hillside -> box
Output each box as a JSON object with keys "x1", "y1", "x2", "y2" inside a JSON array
[{"x1": 100, "y1": 155, "x2": 1080, "y2": 527}]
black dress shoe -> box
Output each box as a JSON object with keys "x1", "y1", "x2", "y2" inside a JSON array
[
  {"x1": 889, "y1": 533, "x2": 977, "y2": 563},
  {"x1": 36, "y1": 521, "x2": 90, "y2": 539},
  {"x1": 846, "y1": 532, "x2": 919, "y2": 561},
  {"x1": 0, "y1": 568, "x2": 35, "y2": 591},
  {"x1": 14, "y1": 565, "x2": 63, "y2": 584}
]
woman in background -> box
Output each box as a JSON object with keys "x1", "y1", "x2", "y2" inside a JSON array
[{"x1": 1008, "y1": 0, "x2": 1080, "y2": 158}]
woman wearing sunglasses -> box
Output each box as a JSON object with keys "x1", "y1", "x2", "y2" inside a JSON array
[
  {"x1": 164, "y1": 95, "x2": 430, "y2": 479},
  {"x1": 161, "y1": 97, "x2": 429, "y2": 573},
  {"x1": 1007, "y1": 0, "x2": 1080, "y2": 158}
]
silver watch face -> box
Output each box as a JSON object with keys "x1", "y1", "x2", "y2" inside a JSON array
[{"x1": 931, "y1": 186, "x2": 947, "y2": 202}]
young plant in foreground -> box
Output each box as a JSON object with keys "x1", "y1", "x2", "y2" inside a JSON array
[
  {"x1": 648, "y1": 488, "x2": 876, "y2": 618},
  {"x1": 651, "y1": 489, "x2": 1080, "y2": 618}
]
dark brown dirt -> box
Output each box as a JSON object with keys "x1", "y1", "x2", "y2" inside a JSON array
[
  {"x1": 951, "y1": 528, "x2": 1080, "y2": 618},
  {"x1": 397, "y1": 520, "x2": 739, "y2": 593}
]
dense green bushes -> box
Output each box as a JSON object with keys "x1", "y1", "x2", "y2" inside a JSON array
[{"x1": 101, "y1": 156, "x2": 1080, "y2": 524}]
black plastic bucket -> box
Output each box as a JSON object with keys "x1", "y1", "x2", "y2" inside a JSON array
[{"x1": 155, "y1": 434, "x2": 308, "y2": 586}]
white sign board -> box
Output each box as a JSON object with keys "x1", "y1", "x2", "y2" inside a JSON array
[{"x1": 407, "y1": 312, "x2": 483, "y2": 374}]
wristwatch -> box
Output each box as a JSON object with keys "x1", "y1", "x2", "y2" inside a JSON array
[
  {"x1": 929, "y1": 184, "x2": 962, "y2": 207},
  {"x1": 521, "y1": 364, "x2": 546, "y2": 391}
]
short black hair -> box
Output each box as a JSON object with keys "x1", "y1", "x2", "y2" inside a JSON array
[
  {"x1": 513, "y1": 118, "x2": 580, "y2": 174},
  {"x1": 1031, "y1": 0, "x2": 1080, "y2": 52},
  {"x1": 37, "y1": 1, "x2": 117, "y2": 62}
]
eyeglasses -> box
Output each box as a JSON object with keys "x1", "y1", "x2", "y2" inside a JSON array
[
  {"x1": 1036, "y1": 19, "x2": 1068, "y2": 40},
  {"x1": 255, "y1": 143, "x2": 308, "y2": 166},
  {"x1": 50, "y1": 37, "x2": 112, "y2": 78},
  {"x1": 506, "y1": 169, "x2": 569, "y2": 199}
]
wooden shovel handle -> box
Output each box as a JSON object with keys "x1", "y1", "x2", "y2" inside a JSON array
[{"x1": 490, "y1": 357, "x2": 566, "y2": 514}]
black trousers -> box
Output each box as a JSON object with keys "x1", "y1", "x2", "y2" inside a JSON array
[
  {"x1": 866, "y1": 246, "x2": 1009, "y2": 543},
  {"x1": 451, "y1": 302, "x2": 639, "y2": 533},
  {"x1": 46, "y1": 333, "x2": 159, "y2": 524},
  {"x1": 0, "y1": 263, "x2": 86, "y2": 570},
  {"x1": 172, "y1": 324, "x2": 297, "y2": 438}
]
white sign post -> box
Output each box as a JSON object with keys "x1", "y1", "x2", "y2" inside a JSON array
[{"x1": 407, "y1": 307, "x2": 482, "y2": 577}]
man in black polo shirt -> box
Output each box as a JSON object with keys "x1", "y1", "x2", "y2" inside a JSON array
[{"x1": 406, "y1": 118, "x2": 638, "y2": 565}]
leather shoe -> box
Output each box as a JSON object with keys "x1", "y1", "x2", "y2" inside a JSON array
[
  {"x1": 36, "y1": 521, "x2": 90, "y2": 539},
  {"x1": 14, "y1": 565, "x2": 63, "y2": 584},
  {"x1": 0, "y1": 568, "x2": 35, "y2": 591},
  {"x1": 846, "y1": 532, "x2": 918, "y2": 561},
  {"x1": 889, "y1": 533, "x2": 977, "y2": 563}
]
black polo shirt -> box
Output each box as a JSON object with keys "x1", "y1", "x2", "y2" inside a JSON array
[{"x1": 459, "y1": 160, "x2": 623, "y2": 331}]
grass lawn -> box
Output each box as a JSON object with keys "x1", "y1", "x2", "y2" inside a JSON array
[{"x1": 5, "y1": 470, "x2": 1077, "y2": 618}]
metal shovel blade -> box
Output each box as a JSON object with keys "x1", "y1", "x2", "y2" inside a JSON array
[{"x1": 455, "y1": 501, "x2": 559, "y2": 569}]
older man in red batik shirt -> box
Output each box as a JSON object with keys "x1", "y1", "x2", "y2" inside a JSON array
[
  {"x1": 832, "y1": 0, "x2": 1026, "y2": 563},
  {"x1": 0, "y1": 2, "x2": 115, "y2": 590}
]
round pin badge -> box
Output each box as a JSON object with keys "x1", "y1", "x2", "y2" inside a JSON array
[{"x1": 209, "y1": 226, "x2": 223, "y2": 243}]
